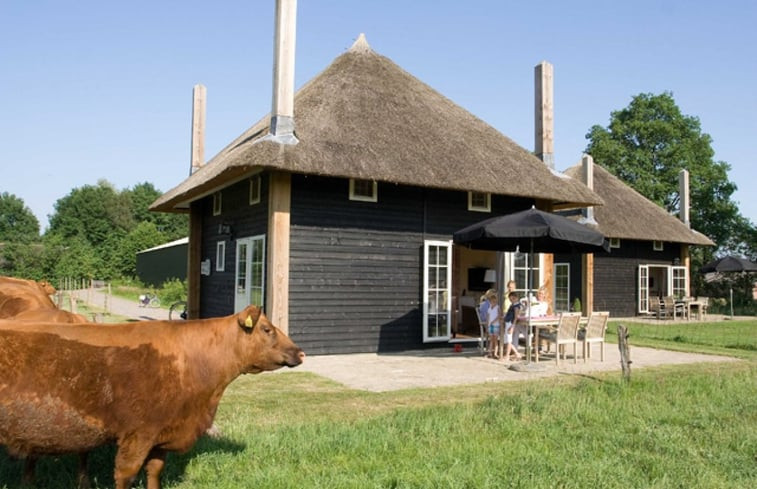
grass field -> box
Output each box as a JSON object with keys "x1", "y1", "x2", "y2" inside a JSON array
[{"x1": 1, "y1": 321, "x2": 756, "y2": 488}]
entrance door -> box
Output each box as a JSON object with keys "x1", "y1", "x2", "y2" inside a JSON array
[
  {"x1": 234, "y1": 235, "x2": 266, "y2": 313},
  {"x1": 423, "y1": 240, "x2": 452, "y2": 342}
]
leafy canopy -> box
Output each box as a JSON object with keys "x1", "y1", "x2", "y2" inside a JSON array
[
  {"x1": 585, "y1": 92, "x2": 753, "y2": 256},
  {"x1": 0, "y1": 192, "x2": 40, "y2": 242}
]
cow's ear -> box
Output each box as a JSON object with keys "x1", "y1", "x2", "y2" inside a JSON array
[{"x1": 238, "y1": 306, "x2": 261, "y2": 330}]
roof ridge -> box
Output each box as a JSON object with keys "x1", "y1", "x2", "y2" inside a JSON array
[{"x1": 349, "y1": 33, "x2": 372, "y2": 53}]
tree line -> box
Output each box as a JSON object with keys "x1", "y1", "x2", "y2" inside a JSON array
[
  {"x1": 1, "y1": 92, "x2": 756, "y2": 296},
  {"x1": 0, "y1": 181, "x2": 187, "y2": 282}
]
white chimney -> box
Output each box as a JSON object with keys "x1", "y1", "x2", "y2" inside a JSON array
[
  {"x1": 190, "y1": 84, "x2": 206, "y2": 174},
  {"x1": 679, "y1": 169, "x2": 690, "y2": 228},
  {"x1": 264, "y1": 0, "x2": 298, "y2": 145},
  {"x1": 535, "y1": 61, "x2": 554, "y2": 169},
  {"x1": 578, "y1": 154, "x2": 598, "y2": 226}
]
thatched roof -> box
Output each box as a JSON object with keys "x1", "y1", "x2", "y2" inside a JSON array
[
  {"x1": 564, "y1": 162, "x2": 714, "y2": 246},
  {"x1": 152, "y1": 34, "x2": 602, "y2": 213}
]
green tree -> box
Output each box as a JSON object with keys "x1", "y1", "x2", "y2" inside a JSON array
[
  {"x1": 585, "y1": 92, "x2": 754, "y2": 255},
  {"x1": 109, "y1": 221, "x2": 166, "y2": 278},
  {"x1": 47, "y1": 180, "x2": 134, "y2": 246},
  {"x1": 0, "y1": 192, "x2": 40, "y2": 242},
  {"x1": 123, "y1": 182, "x2": 187, "y2": 239}
]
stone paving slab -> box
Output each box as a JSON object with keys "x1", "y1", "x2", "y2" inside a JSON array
[{"x1": 297, "y1": 346, "x2": 739, "y2": 392}]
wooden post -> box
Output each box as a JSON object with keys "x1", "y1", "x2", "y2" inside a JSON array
[
  {"x1": 617, "y1": 324, "x2": 631, "y2": 382},
  {"x1": 190, "y1": 84, "x2": 206, "y2": 175},
  {"x1": 534, "y1": 61, "x2": 554, "y2": 169},
  {"x1": 187, "y1": 202, "x2": 202, "y2": 320},
  {"x1": 267, "y1": 171, "x2": 291, "y2": 333},
  {"x1": 582, "y1": 253, "x2": 594, "y2": 315}
]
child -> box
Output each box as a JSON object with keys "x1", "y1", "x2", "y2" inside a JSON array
[
  {"x1": 503, "y1": 291, "x2": 523, "y2": 361},
  {"x1": 486, "y1": 293, "x2": 502, "y2": 358}
]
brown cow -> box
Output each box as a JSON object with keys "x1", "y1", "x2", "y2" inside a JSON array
[
  {"x1": 0, "y1": 276, "x2": 58, "y2": 318},
  {"x1": 0, "y1": 305, "x2": 304, "y2": 489},
  {"x1": 0, "y1": 276, "x2": 91, "y2": 485}
]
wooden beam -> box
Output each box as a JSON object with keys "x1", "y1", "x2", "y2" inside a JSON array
[
  {"x1": 190, "y1": 84, "x2": 206, "y2": 174},
  {"x1": 534, "y1": 61, "x2": 554, "y2": 168},
  {"x1": 187, "y1": 202, "x2": 202, "y2": 319},
  {"x1": 267, "y1": 171, "x2": 291, "y2": 333},
  {"x1": 582, "y1": 253, "x2": 594, "y2": 314}
]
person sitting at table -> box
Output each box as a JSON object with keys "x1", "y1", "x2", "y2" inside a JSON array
[
  {"x1": 528, "y1": 286, "x2": 550, "y2": 317},
  {"x1": 503, "y1": 291, "x2": 524, "y2": 361}
]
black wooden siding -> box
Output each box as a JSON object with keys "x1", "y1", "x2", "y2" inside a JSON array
[
  {"x1": 197, "y1": 171, "x2": 532, "y2": 354},
  {"x1": 288, "y1": 174, "x2": 531, "y2": 354},
  {"x1": 199, "y1": 176, "x2": 269, "y2": 318},
  {"x1": 557, "y1": 240, "x2": 682, "y2": 318}
]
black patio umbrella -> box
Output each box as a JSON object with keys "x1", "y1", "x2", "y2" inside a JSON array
[
  {"x1": 700, "y1": 255, "x2": 757, "y2": 318},
  {"x1": 453, "y1": 206, "x2": 610, "y2": 364},
  {"x1": 700, "y1": 255, "x2": 757, "y2": 274}
]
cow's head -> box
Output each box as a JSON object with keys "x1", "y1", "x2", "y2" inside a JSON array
[{"x1": 235, "y1": 305, "x2": 305, "y2": 373}]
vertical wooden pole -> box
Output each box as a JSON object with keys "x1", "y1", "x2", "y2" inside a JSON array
[
  {"x1": 534, "y1": 61, "x2": 554, "y2": 169},
  {"x1": 617, "y1": 324, "x2": 631, "y2": 382},
  {"x1": 187, "y1": 202, "x2": 202, "y2": 320},
  {"x1": 582, "y1": 254, "x2": 594, "y2": 314},
  {"x1": 267, "y1": 171, "x2": 291, "y2": 333},
  {"x1": 190, "y1": 84, "x2": 206, "y2": 175}
]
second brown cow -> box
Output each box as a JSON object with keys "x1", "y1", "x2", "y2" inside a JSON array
[{"x1": 0, "y1": 305, "x2": 304, "y2": 489}]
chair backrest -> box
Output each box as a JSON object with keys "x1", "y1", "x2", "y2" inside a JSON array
[
  {"x1": 663, "y1": 296, "x2": 676, "y2": 309},
  {"x1": 699, "y1": 296, "x2": 709, "y2": 306},
  {"x1": 585, "y1": 311, "x2": 609, "y2": 339},
  {"x1": 557, "y1": 312, "x2": 582, "y2": 340}
]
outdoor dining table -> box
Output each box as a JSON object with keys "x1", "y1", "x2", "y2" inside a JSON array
[{"x1": 516, "y1": 314, "x2": 589, "y2": 362}]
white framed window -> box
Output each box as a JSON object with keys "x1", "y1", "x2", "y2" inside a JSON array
[
  {"x1": 507, "y1": 252, "x2": 542, "y2": 298},
  {"x1": 423, "y1": 240, "x2": 452, "y2": 342},
  {"x1": 554, "y1": 263, "x2": 570, "y2": 313},
  {"x1": 609, "y1": 237, "x2": 621, "y2": 249},
  {"x1": 215, "y1": 241, "x2": 226, "y2": 272},
  {"x1": 249, "y1": 175, "x2": 261, "y2": 205},
  {"x1": 234, "y1": 235, "x2": 266, "y2": 312},
  {"x1": 349, "y1": 179, "x2": 377, "y2": 202},
  {"x1": 468, "y1": 192, "x2": 491, "y2": 212},
  {"x1": 212, "y1": 192, "x2": 222, "y2": 216},
  {"x1": 653, "y1": 240, "x2": 664, "y2": 251},
  {"x1": 672, "y1": 266, "x2": 688, "y2": 299}
]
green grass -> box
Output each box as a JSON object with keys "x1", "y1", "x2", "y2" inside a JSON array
[
  {"x1": 2, "y1": 322, "x2": 756, "y2": 488},
  {"x1": 607, "y1": 318, "x2": 757, "y2": 360}
]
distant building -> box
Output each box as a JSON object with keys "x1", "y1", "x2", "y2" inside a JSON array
[{"x1": 136, "y1": 237, "x2": 188, "y2": 287}]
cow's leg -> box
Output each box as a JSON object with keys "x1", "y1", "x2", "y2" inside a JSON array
[
  {"x1": 22, "y1": 456, "x2": 36, "y2": 485},
  {"x1": 76, "y1": 452, "x2": 90, "y2": 489},
  {"x1": 113, "y1": 436, "x2": 154, "y2": 489},
  {"x1": 144, "y1": 448, "x2": 167, "y2": 489}
]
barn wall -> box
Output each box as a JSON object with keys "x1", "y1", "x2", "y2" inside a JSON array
[
  {"x1": 136, "y1": 243, "x2": 188, "y2": 287},
  {"x1": 287, "y1": 174, "x2": 531, "y2": 354},
  {"x1": 199, "y1": 175, "x2": 269, "y2": 317},
  {"x1": 593, "y1": 240, "x2": 681, "y2": 317}
]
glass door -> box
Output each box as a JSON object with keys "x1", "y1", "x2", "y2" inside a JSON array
[
  {"x1": 638, "y1": 265, "x2": 649, "y2": 313},
  {"x1": 423, "y1": 240, "x2": 452, "y2": 342},
  {"x1": 234, "y1": 235, "x2": 266, "y2": 313}
]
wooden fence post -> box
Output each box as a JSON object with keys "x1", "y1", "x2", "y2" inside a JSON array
[{"x1": 617, "y1": 324, "x2": 631, "y2": 382}]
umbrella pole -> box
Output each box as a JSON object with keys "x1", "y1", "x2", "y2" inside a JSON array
[{"x1": 730, "y1": 287, "x2": 734, "y2": 319}]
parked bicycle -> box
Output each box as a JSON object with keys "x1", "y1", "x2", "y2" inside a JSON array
[
  {"x1": 169, "y1": 300, "x2": 188, "y2": 320},
  {"x1": 138, "y1": 293, "x2": 161, "y2": 308}
]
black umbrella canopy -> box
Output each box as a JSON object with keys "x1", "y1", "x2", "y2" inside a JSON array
[
  {"x1": 700, "y1": 255, "x2": 757, "y2": 273},
  {"x1": 453, "y1": 207, "x2": 610, "y2": 254}
]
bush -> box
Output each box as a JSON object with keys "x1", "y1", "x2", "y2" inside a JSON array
[{"x1": 160, "y1": 278, "x2": 187, "y2": 304}]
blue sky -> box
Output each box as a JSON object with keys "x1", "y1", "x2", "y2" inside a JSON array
[{"x1": 2, "y1": 0, "x2": 755, "y2": 232}]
